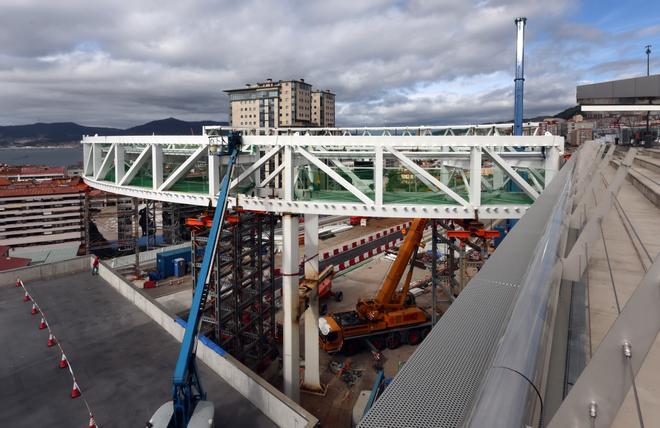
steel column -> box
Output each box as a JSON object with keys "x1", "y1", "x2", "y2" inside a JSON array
[
  {"x1": 302, "y1": 214, "x2": 322, "y2": 391},
  {"x1": 152, "y1": 145, "x2": 163, "y2": 190},
  {"x1": 281, "y1": 213, "x2": 300, "y2": 402},
  {"x1": 470, "y1": 147, "x2": 482, "y2": 207}
]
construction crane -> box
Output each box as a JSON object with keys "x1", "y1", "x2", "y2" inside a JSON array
[
  {"x1": 148, "y1": 132, "x2": 241, "y2": 428},
  {"x1": 318, "y1": 218, "x2": 431, "y2": 353}
]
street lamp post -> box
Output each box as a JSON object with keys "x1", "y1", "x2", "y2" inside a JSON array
[{"x1": 645, "y1": 45, "x2": 652, "y2": 76}]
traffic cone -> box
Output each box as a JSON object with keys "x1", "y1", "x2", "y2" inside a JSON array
[
  {"x1": 88, "y1": 415, "x2": 97, "y2": 428},
  {"x1": 47, "y1": 333, "x2": 56, "y2": 347},
  {"x1": 31, "y1": 303, "x2": 38, "y2": 315},
  {"x1": 23, "y1": 291, "x2": 30, "y2": 302},
  {"x1": 59, "y1": 353, "x2": 68, "y2": 369},
  {"x1": 16, "y1": 278, "x2": 21, "y2": 287},
  {"x1": 70, "y1": 381, "x2": 81, "y2": 399},
  {"x1": 39, "y1": 317, "x2": 47, "y2": 330}
]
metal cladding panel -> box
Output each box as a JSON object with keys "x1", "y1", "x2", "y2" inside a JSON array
[
  {"x1": 359, "y1": 159, "x2": 573, "y2": 428},
  {"x1": 577, "y1": 74, "x2": 660, "y2": 102}
]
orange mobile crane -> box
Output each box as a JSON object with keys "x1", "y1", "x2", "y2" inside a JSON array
[{"x1": 318, "y1": 218, "x2": 431, "y2": 353}]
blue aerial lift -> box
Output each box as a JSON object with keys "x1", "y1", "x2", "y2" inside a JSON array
[{"x1": 148, "y1": 132, "x2": 242, "y2": 428}]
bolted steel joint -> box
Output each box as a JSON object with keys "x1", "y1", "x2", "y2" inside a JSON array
[{"x1": 623, "y1": 341, "x2": 632, "y2": 358}]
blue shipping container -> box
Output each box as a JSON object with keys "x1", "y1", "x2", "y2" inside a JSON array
[{"x1": 156, "y1": 248, "x2": 191, "y2": 278}]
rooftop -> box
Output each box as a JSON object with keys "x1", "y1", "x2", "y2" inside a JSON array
[
  {"x1": 0, "y1": 270, "x2": 274, "y2": 426},
  {"x1": 0, "y1": 176, "x2": 87, "y2": 198}
]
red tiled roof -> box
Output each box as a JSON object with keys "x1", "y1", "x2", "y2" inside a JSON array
[
  {"x1": 0, "y1": 256, "x2": 31, "y2": 272},
  {"x1": 0, "y1": 177, "x2": 88, "y2": 198},
  {"x1": 0, "y1": 165, "x2": 66, "y2": 176}
]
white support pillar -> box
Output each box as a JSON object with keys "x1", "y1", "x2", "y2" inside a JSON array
[
  {"x1": 83, "y1": 143, "x2": 92, "y2": 176},
  {"x1": 92, "y1": 143, "x2": 103, "y2": 178},
  {"x1": 282, "y1": 213, "x2": 300, "y2": 402},
  {"x1": 544, "y1": 146, "x2": 560, "y2": 188},
  {"x1": 114, "y1": 144, "x2": 125, "y2": 184},
  {"x1": 469, "y1": 147, "x2": 482, "y2": 207},
  {"x1": 283, "y1": 146, "x2": 294, "y2": 202},
  {"x1": 440, "y1": 162, "x2": 449, "y2": 185},
  {"x1": 302, "y1": 214, "x2": 322, "y2": 392},
  {"x1": 493, "y1": 168, "x2": 504, "y2": 189},
  {"x1": 152, "y1": 145, "x2": 163, "y2": 190},
  {"x1": 374, "y1": 145, "x2": 383, "y2": 206},
  {"x1": 208, "y1": 147, "x2": 220, "y2": 197}
]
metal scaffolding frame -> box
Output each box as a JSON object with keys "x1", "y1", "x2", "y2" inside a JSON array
[{"x1": 191, "y1": 210, "x2": 278, "y2": 372}]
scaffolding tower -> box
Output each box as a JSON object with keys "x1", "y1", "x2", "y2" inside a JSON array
[{"x1": 192, "y1": 210, "x2": 278, "y2": 372}]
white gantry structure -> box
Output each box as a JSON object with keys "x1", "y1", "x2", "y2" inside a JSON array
[
  {"x1": 81, "y1": 123, "x2": 563, "y2": 403},
  {"x1": 81, "y1": 123, "x2": 563, "y2": 220}
]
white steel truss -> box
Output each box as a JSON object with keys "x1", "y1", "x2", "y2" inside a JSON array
[{"x1": 81, "y1": 126, "x2": 564, "y2": 219}]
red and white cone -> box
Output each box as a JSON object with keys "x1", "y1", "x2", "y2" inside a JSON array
[
  {"x1": 47, "y1": 333, "x2": 56, "y2": 347},
  {"x1": 59, "y1": 353, "x2": 68, "y2": 369},
  {"x1": 70, "y1": 381, "x2": 81, "y2": 399},
  {"x1": 16, "y1": 278, "x2": 21, "y2": 287},
  {"x1": 88, "y1": 415, "x2": 97, "y2": 428},
  {"x1": 23, "y1": 291, "x2": 31, "y2": 302},
  {"x1": 39, "y1": 317, "x2": 47, "y2": 330},
  {"x1": 31, "y1": 303, "x2": 39, "y2": 315}
]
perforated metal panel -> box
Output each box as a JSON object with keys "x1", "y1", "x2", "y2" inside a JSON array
[{"x1": 359, "y1": 162, "x2": 573, "y2": 428}]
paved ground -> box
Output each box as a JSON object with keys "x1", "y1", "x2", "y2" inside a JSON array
[
  {"x1": 0, "y1": 272, "x2": 274, "y2": 428},
  {"x1": 587, "y1": 161, "x2": 660, "y2": 427}
]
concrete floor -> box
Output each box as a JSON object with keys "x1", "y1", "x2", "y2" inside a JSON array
[
  {"x1": 586, "y1": 163, "x2": 660, "y2": 427},
  {"x1": 298, "y1": 254, "x2": 469, "y2": 427},
  {"x1": 0, "y1": 272, "x2": 274, "y2": 428}
]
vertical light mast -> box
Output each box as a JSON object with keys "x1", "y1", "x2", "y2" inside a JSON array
[{"x1": 513, "y1": 17, "x2": 527, "y2": 136}]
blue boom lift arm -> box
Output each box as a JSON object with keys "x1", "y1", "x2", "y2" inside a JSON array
[{"x1": 149, "y1": 132, "x2": 241, "y2": 428}]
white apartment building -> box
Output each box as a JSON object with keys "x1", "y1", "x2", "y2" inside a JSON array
[{"x1": 225, "y1": 79, "x2": 335, "y2": 128}]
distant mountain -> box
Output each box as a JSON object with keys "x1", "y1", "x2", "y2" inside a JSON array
[
  {"x1": 0, "y1": 117, "x2": 227, "y2": 147},
  {"x1": 552, "y1": 105, "x2": 581, "y2": 120}
]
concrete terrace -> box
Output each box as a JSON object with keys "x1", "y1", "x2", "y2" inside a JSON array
[{"x1": 0, "y1": 271, "x2": 274, "y2": 427}]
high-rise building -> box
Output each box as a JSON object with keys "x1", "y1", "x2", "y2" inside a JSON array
[
  {"x1": 312, "y1": 90, "x2": 336, "y2": 127},
  {"x1": 225, "y1": 79, "x2": 335, "y2": 128}
]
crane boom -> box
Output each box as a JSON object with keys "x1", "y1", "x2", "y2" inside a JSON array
[
  {"x1": 148, "y1": 132, "x2": 241, "y2": 428},
  {"x1": 374, "y1": 218, "x2": 427, "y2": 305}
]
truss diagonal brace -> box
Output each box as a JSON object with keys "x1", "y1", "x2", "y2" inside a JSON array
[
  {"x1": 94, "y1": 143, "x2": 115, "y2": 181},
  {"x1": 230, "y1": 146, "x2": 281, "y2": 189},
  {"x1": 297, "y1": 146, "x2": 373, "y2": 205},
  {"x1": 483, "y1": 148, "x2": 539, "y2": 199},
  {"x1": 158, "y1": 145, "x2": 207, "y2": 192},
  {"x1": 118, "y1": 145, "x2": 152, "y2": 186},
  {"x1": 386, "y1": 146, "x2": 469, "y2": 206}
]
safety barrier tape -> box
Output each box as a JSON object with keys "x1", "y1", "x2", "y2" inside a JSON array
[{"x1": 16, "y1": 278, "x2": 98, "y2": 428}]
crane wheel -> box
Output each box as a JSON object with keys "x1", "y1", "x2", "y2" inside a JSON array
[
  {"x1": 342, "y1": 340, "x2": 359, "y2": 355},
  {"x1": 407, "y1": 329, "x2": 421, "y2": 346},
  {"x1": 386, "y1": 333, "x2": 401, "y2": 349},
  {"x1": 370, "y1": 335, "x2": 386, "y2": 351}
]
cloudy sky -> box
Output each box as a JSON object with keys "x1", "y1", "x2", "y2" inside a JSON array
[{"x1": 1, "y1": 0, "x2": 659, "y2": 127}]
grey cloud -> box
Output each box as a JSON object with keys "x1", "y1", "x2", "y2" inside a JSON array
[{"x1": 0, "y1": 0, "x2": 650, "y2": 127}]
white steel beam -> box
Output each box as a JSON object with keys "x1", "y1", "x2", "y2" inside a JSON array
[
  {"x1": 375, "y1": 145, "x2": 383, "y2": 206},
  {"x1": 83, "y1": 144, "x2": 93, "y2": 176},
  {"x1": 230, "y1": 146, "x2": 281, "y2": 189},
  {"x1": 259, "y1": 163, "x2": 285, "y2": 188},
  {"x1": 386, "y1": 146, "x2": 469, "y2": 207},
  {"x1": 119, "y1": 146, "x2": 151, "y2": 187},
  {"x1": 544, "y1": 146, "x2": 560, "y2": 186},
  {"x1": 302, "y1": 214, "x2": 322, "y2": 392},
  {"x1": 469, "y1": 146, "x2": 482, "y2": 207},
  {"x1": 114, "y1": 144, "x2": 125, "y2": 184},
  {"x1": 157, "y1": 145, "x2": 207, "y2": 192},
  {"x1": 483, "y1": 148, "x2": 540, "y2": 200},
  {"x1": 208, "y1": 149, "x2": 220, "y2": 197},
  {"x1": 94, "y1": 143, "x2": 115, "y2": 181},
  {"x1": 282, "y1": 213, "x2": 300, "y2": 402},
  {"x1": 283, "y1": 146, "x2": 294, "y2": 202},
  {"x1": 152, "y1": 145, "x2": 163, "y2": 190},
  {"x1": 297, "y1": 146, "x2": 373, "y2": 205}
]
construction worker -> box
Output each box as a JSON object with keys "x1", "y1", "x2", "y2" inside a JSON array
[{"x1": 91, "y1": 255, "x2": 100, "y2": 276}]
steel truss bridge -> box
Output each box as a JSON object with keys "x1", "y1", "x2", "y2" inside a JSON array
[{"x1": 81, "y1": 123, "x2": 562, "y2": 220}]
